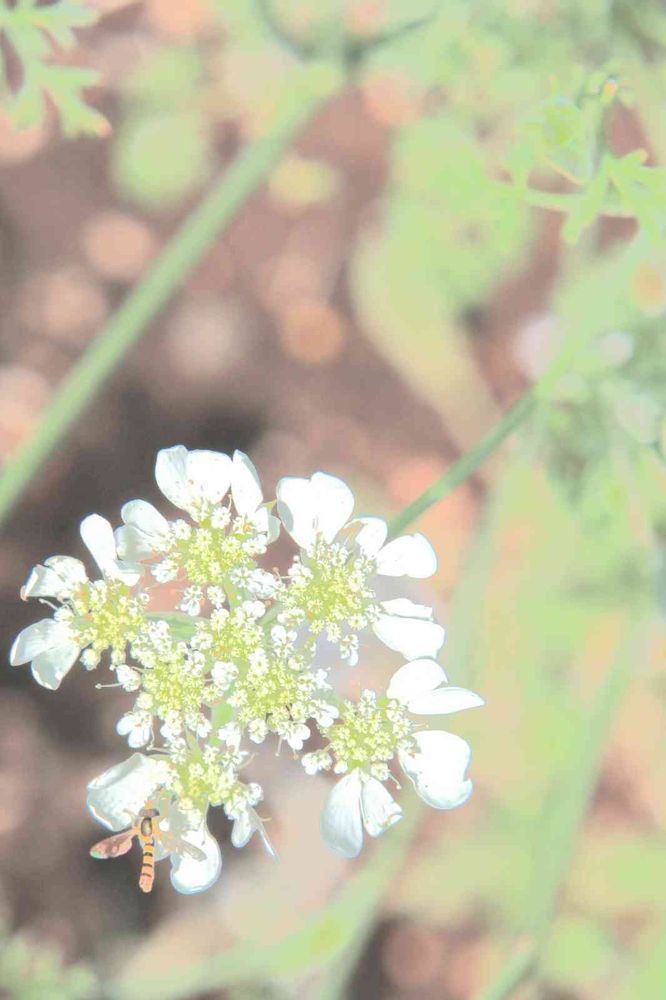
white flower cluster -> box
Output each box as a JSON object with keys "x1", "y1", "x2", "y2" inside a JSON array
[{"x1": 10, "y1": 446, "x2": 484, "y2": 893}]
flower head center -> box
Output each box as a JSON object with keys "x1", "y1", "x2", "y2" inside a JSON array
[
  {"x1": 169, "y1": 749, "x2": 236, "y2": 814},
  {"x1": 72, "y1": 580, "x2": 145, "y2": 661},
  {"x1": 140, "y1": 653, "x2": 209, "y2": 722},
  {"x1": 156, "y1": 514, "x2": 267, "y2": 588},
  {"x1": 327, "y1": 691, "x2": 415, "y2": 778},
  {"x1": 230, "y1": 648, "x2": 324, "y2": 734},
  {"x1": 282, "y1": 540, "x2": 379, "y2": 643},
  {"x1": 193, "y1": 604, "x2": 265, "y2": 666}
]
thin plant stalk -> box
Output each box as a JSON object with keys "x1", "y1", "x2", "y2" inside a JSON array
[
  {"x1": 494, "y1": 180, "x2": 634, "y2": 217},
  {"x1": 388, "y1": 291, "x2": 608, "y2": 540},
  {"x1": 388, "y1": 393, "x2": 535, "y2": 536}
]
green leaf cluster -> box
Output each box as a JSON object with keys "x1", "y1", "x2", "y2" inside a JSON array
[
  {"x1": 0, "y1": 0, "x2": 107, "y2": 136},
  {"x1": 535, "y1": 237, "x2": 666, "y2": 528},
  {"x1": 509, "y1": 74, "x2": 666, "y2": 242}
]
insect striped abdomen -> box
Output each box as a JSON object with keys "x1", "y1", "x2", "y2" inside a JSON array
[{"x1": 138, "y1": 816, "x2": 155, "y2": 893}]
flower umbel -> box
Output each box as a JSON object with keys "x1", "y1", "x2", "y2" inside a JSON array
[
  {"x1": 319, "y1": 659, "x2": 484, "y2": 859},
  {"x1": 276, "y1": 473, "x2": 444, "y2": 662},
  {"x1": 11, "y1": 515, "x2": 144, "y2": 688},
  {"x1": 10, "y1": 447, "x2": 482, "y2": 893},
  {"x1": 326, "y1": 689, "x2": 415, "y2": 780}
]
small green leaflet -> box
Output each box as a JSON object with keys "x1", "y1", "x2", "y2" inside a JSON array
[
  {"x1": 508, "y1": 77, "x2": 666, "y2": 243},
  {"x1": 0, "y1": 0, "x2": 107, "y2": 137},
  {"x1": 607, "y1": 150, "x2": 666, "y2": 242}
]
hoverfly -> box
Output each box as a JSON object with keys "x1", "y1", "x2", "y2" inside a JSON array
[{"x1": 90, "y1": 805, "x2": 205, "y2": 892}]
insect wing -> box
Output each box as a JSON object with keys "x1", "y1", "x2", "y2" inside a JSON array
[
  {"x1": 172, "y1": 836, "x2": 207, "y2": 863},
  {"x1": 90, "y1": 828, "x2": 136, "y2": 859}
]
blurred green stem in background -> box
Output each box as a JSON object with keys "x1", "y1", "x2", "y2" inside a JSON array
[
  {"x1": 495, "y1": 180, "x2": 634, "y2": 218},
  {"x1": 388, "y1": 393, "x2": 536, "y2": 536},
  {"x1": 388, "y1": 280, "x2": 605, "y2": 539},
  {"x1": 476, "y1": 616, "x2": 646, "y2": 1000},
  {"x1": 0, "y1": 60, "x2": 342, "y2": 529}
]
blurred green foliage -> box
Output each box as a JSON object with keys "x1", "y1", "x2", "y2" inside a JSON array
[
  {"x1": 1, "y1": 2, "x2": 666, "y2": 999},
  {"x1": 0, "y1": 925, "x2": 97, "y2": 1000},
  {"x1": 372, "y1": 116, "x2": 531, "y2": 312},
  {"x1": 111, "y1": 48, "x2": 213, "y2": 211},
  {"x1": 541, "y1": 915, "x2": 616, "y2": 992},
  {"x1": 0, "y1": 0, "x2": 107, "y2": 136},
  {"x1": 535, "y1": 236, "x2": 666, "y2": 561},
  {"x1": 394, "y1": 458, "x2": 663, "y2": 998}
]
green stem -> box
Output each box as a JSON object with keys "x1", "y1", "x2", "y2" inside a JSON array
[
  {"x1": 474, "y1": 617, "x2": 645, "y2": 1000},
  {"x1": 388, "y1": 278, "x2": 614, "y2": 541},
  {"x1": 0, "y1": 61, "x2": 342, "y2": 529},
  {"x1": 495, "y1": 180, "x2": 633, "y2": 217},
  {"x1": 475, "y1": 949, "x2": 535, "y2": 1000},
  {"x1": 388, "y1": 393, "x2": 536, "y2": 536}
]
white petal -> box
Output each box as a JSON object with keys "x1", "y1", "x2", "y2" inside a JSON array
[
  {"x1": 380, "y1": 598, "x2": 434, "y2": 619},
  {"x1": 249, "y1": 506, "x2": 281, "y2": 547},
  {"x1": 276, "y1": 477, "x2": 316, "y2": 549},
  {"x1": 22, "y1": 566, "x2": 59, "y2": 601},
  {"x1": 170, "y1": 821, "x2": 222, "y2": 895},
  {"x1": 118, "y1": 500, "x2": 169, "y2": 558},
  {"x1": 266, "y1": 512, "x2": 281, "y2": 543},
  {"x1": 310, "y1": 473, "x2": 355, "y2": 543},
  {"x1": 114, "y1": 526, "x2": 141, "y2": 563},
  {"x1": 116, "y1": 715, "x2": 134, "y2": 736},
  {"x1": 46, "y1": 555, "x2": 87, "y2": 587},
  {"x1": 21, "y1": 556, "x2": 86, "y2": 600},
  {"x1": 156, "y1": 445, "x2": 233, "y2": 510},
  {"x1": 122, "y1": 499, "x2": 169, "y2": 536},
  {"x1": 113, "y1": 561, "x2": 142, "y2": 585},
  {"x1": 86, "y1": 754, "x2": 163, "y2": 831},
  {"x1": 186, "y1": 450, "x2": 233, "y2": 505},
  {"x1": 155, "y1": 445, "x2": 190, "y2": 508},
  {"x1": 399, "y1": 731, "x2": 473, "y2": 810},
  {"x1": 360, "y1": 778, "x2": 402, "y2": 837},
  {"x1": 30, "y1": 642, "x2": 80, "y2": 689},
  {"x1": 10, "y1": 619, "x2": 74, "y2": 664},
  {"x1": 387, "y1": 658, "x2": 447, "y2": 703},
  {"x1": 376, "y1": 534, "x2": 437, "y2": 578},
  {"x1": 407, "y1": 686, "x2": 485, "y2": 716},
  {"x1": 80, "y1": 514, "x2": 117, "y2": 574},
  {"x1": 351, "y1": 516, "x2": 388, "y2": 557},
  {"x1": 320, "y1": 771, "x2": 364, "y2": 859},
  {"x1": 80, "y1": 515, "x2": 141, "y2": 584},
  {"x1": 232, "y1": 450, "x2": 263, "y2": 515},
  {"x1": 373, "y1": 615, "x2": 445, "y2": 659},
  {"x1": 117, "y1": 714, "x2": 151, "y2": 748},
  {"x1": 231, "y1": 807, "x2": 276, "y2": 857},
  {"x1": 230, "y1": 809, "x2": 252, "y2": 849}
]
